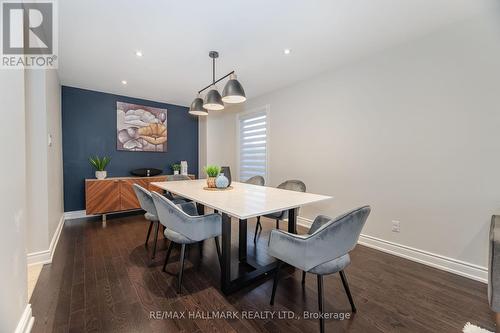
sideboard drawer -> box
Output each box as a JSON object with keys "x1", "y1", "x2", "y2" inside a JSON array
[
  {"x1": 120, "y1": 179, "x2": 149, "y2": 211},
  {"x1": 85, "y1": 179, "x2": 121, "y2": 214}
]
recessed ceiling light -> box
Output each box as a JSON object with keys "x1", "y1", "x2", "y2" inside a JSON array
[
  {"x1": 135, "y1": 50, "x2": 143, "y2": 57},
  {"x1": 283, "y1": 48, "x2": 291, "y2": 55},
  {"x1": 121, "y1": 80, "x2": 127, "y2": 85}
]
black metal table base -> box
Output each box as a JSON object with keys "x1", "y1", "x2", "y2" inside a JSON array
[
  {"x1": 195, "y1": 203, "x2": 298, "y2": 294},
  {"x1": 220, "y1": 208, "x2": 298, "y2": 295}
]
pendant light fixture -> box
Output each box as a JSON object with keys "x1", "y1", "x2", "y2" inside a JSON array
[
  {"x1": 202, "y1": 51, "x2": 224, "y2": 111},
  {"x1": 222, "y1": 73, "x2": 246, "y2": 103},
  {"x1": 188, "y1": 93, "x2": 208, "y2": 116},
  {"x1": 204, "y1": 86, "x2": 224, "y2": 111},
  {"x1": 188, "y1": 51, "x2": 246, "y2": 116}
]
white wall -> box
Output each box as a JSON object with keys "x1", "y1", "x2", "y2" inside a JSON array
[
  {"x1": 206, "y1": 111, "x2": 237, "y2": 169},
  {"x1": 25, "y1": 69, "x2": 64, "y2": 254},
  {"x1": 204, "y1": 13, "x2": 500, "y2": 275},
  {"x1": 199, "y1": 109, "x2": 238, "y2": 178},
  {"x1": 46, "y1": 70, "x2": 64, "y2": 238},
  {"x1": 26, "y1": 70, "x2": 49, "y2": 252},
  {"x1": 0, "y1": 71, "x2": 31, "y2": 332}
]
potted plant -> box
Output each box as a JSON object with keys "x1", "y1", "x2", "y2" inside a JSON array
[
  {"x1": 89, "y1": 155, "x2": 111, "y2": 179},
  {"x1": 204, "y1": 165, "x2": 220, "y2": 188},
  {"x1": 171, "y1": 163, "x2": 181, "y2": 175}
]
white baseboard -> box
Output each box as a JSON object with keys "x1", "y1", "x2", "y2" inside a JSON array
[
  {"x1": 15, "y1": 304, "x2": 34, "y2": 333},
  {"x1": 63, "y1": 210, "x2": 95, "y2": 220},
  {"x1": 27, "y1": 214, "x2": 65, "y2": 266},
  {"x1": 296, "y1": 216, "x2": 314, "y2": 228},
  {"x1": 297, "y1": 216, "x2": 488, "y2": 284}
]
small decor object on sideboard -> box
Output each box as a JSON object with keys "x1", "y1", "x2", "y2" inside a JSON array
[
  {"x1": 89, "y1": 155, "x2": 111, "y2": 179},
  {"x1": 180, "y1": 160, "x2": 188, "y2": 175},
  {"x1": 171, "y1": 163, "x2": 181, "y2": 175},
  {"x1": 130, "y1": 168, "x2": 162, "y2": 177},
  {"x1": 220, "y1": 166, "x2": 232, "y2": 186},
  {"x1": 216, "y1": 173, "x2": 229, "y2": 189},
  {"x1": 204, "y1": 165, "x2": 220, "y2": 188}
]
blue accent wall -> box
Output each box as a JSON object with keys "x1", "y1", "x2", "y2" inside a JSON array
[{"x1": 62, "y1": 86, "x2": 198, "y2": 212}]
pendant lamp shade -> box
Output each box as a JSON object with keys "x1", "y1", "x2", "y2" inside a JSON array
[
  {"x1": 188, "y1": 96, "x2": 208, "y2": 116},
  {"x1": 203, "y1": 87, "x2": 224, "y2": 111},
  {"x1": 222, "y1": 73, "x2": 246, "y2": 103}
]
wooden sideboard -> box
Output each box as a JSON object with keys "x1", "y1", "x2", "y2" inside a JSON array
[{"x1": 85, "y1": 175, "x2": 195, "y2": 215}]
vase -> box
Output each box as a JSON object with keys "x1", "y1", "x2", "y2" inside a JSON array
[
  {"x1": 174, "y1": 170, "x2": 179, "y2": 175},
  {"x1": 216, "y1": 173, "x2": 229, "y2": 189},
  {"x1": 181, "y1": 161, "x2": 188, "y2": 175},
  {"x1": 220, "y1": 166, "x2": 231, "y2": 186},
  {"x1": 95, "y1": 170, "x2": 107, "y2": 179},
  {"x1": 207, "y1": 177, "x2": 217, "y2": 188}
]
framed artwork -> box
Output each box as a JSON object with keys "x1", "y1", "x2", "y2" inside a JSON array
[{"x1": 116, "y1": 102, "x2": 167, "y2": 152}]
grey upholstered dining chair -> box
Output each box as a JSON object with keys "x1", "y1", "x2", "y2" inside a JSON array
[
  {"x1": 132, "y1": 184, "x2": 164, "y2": 260},
  {"x1": 268, "y1": 206, "x2": 371, "y2": 333},
  {"x1": 245, "y1": 175, "x2": 265, "y2": 186},
  {"x1": 166, "y1": 174, "x2": 191, "y2": 181},
  {"x1": 151, "y1": 192, "x2": 222, "y2": 294},
  {"x1": 253, "y1": 179, "x2": 306, "y2": 243},
  {"x1": 165, "y1": 174, "x2": 192, "y2": 201},
  {"x1": 244, "y1": 176, "x2": 266, "y2": 243}
]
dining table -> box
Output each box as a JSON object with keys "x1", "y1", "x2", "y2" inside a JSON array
[{"x1": 150, "y1": 179, "x2": 332, "y2": 294}]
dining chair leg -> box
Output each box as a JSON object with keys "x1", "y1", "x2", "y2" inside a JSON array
[
  {"x1": 302, "y1": 271, "x2": 306, "y2": 284},
  {"x1": 151, "y1": 221, "x2": 159, "y2": 259},
  {"x1": 253, "y1": 217, "x2": 262, "y2": 244},
  {"x1": 276, "y1": 219, "x2": 280, "y2": 229},
  {"x1": 145, "y1": 221, "x2": 153, "y2": 248},
  {"x1": 162, "y1": 241, "x2": 175, "y2": 272},
  {"x1": 198, "y1": 240, "x2": 204, "y2": 258},
  {"x1": 270, "y1": 260, "x2": 283, "y2": 305},
  {"x1": 317, "y1": 274, "x2": 325, "y2": 333},
  {"x1": 339, "y1": 270, "x2": 357, "y2": 313},
  {"x1": 253, "y1": 223, "x2": 258, "y2": 244},
  {"x1": 214, "y1": 237, "x2": 222, "y2": 268},
  {"x1": 178, "y1": 244, "x2": 187, "y2": 294}
]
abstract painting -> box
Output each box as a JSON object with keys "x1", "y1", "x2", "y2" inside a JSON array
[{"x1": 117, "y1": 102, "x2": 167, "y2": 152}]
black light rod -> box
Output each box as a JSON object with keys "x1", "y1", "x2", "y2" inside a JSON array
[{"x1": 198, "y1": 70, "x2": 235, "y2": 94}]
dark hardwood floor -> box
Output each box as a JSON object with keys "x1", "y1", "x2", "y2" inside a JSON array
[{"x1": 30, "y1": 213, "x2": 494, "y2": 332}]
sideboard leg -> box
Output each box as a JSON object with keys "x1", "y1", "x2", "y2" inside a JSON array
[{"x1": 102, "y1": 214, "x2": 107, "y2": 227}]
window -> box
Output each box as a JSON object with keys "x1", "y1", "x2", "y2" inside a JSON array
[{"x1": 238, "y1": 107, "x2": 269, "y2": 182}]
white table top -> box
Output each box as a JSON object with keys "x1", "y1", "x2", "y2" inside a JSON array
[{"x1": 150, "y1": 179, "x2": 332, "y2": 219}]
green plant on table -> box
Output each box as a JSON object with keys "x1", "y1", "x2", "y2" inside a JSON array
[
  {"x1": 204, "y1": 165, "x2": 220, "y2": 178},
  {"x1": 88, "y1": 155, "x2": 111, "y2": 171},
  {"x1": 171, "y1": 163, "x2": 181, "y2": 172}
]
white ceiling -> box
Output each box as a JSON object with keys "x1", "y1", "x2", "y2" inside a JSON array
[{"x1": 58, "y1": 0, "x2": 496, "y2": 106}]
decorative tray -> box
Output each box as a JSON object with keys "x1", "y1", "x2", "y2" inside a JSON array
[{"x1": 203, "y1": 186, "x2": 234, "y2": 191}]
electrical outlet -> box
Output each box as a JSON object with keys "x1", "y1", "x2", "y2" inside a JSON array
[{"x1": 392, "y1": 220, "x2": 400, "y2": 233}]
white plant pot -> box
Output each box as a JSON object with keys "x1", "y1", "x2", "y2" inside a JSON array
[
  {"x1": 174, "y1": 170, "x2": 179, "y2": 175},
  {"x1": 95, "y1": 171, "x2": 107, "y2": 179}
]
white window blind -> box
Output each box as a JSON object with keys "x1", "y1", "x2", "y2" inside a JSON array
[{"x1": 239, "y1": 110, "x2": 268, "y2": 182}]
